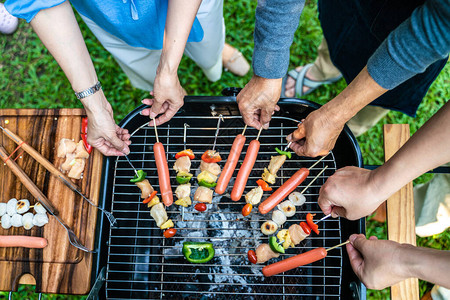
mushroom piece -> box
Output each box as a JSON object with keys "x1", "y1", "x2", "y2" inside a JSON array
[
  {"x1": 16, "y1": 199, "x2": 30, "y2": 214},
  {"x1": 272, "y1": 209, "x2": 287, "y2": 226},
  {"x1": 255, "y1": 243, "x2": 280, "y2": 264},
  {"x1": 135, "y1": 179, "x2": 154, "y2": 199},
  {"x1": 1, "y1": 214, "x2": 11, "y2": 229},
  {"x1": 33, "y1": 213, "x2": 49, "y2": 227},
  {"x1": 61, "y1": 152, "x2": 76, "y2": 172},
  {"x1": 245, "y1": 186, "x2": 263, "y2": 205},
  {"x1": 277, "y1": 200, "x2": 296, "y2": 217},
  {"x1": 57, "y1": 138, "x2": 77, "y2": 158},
  {"x1": 33, "y1": 202, "x2": 47, "y2": 214},
  {"x1": 22, "y1": 213, "x2": 34, "y2": 230},
  {"x1": 193, "y1": 186, "x2": 213, "y2": 204},
  {"x1": 261, "y1": 220, "x2": 278, "y2": 235},
  {"x1": 288, "y1": 224, "x2": 309, "y2": 245},
  {"x1": 268, "y1": 155, "x2": 287, "y2": 176},
  {"x1": 173, "y1": 156, "x2": 191, "y2": 173},
  {"x1": 199, "y1": 161, "x2": 221, "y2": 176},
  {"x1": 150, "y1": 203, "x2": 168, "y2": 228},
  {"x1": 175, "y1": 183, "x2": 191, "y2": 199},
  {"x1": 68, "y1": 158, "x2": 86, "y2": 179},
  {"x1": 6, "y1": 198, "x2": 18, "y2": 216},
  {"x1": 288, "y1": 192, "x2": 306, "y2": 207},
  {"x1": 10, "y1": 214, "x2": 23, "y2": 227},
  {"x1": 0, "y1": 203, "x2": 6, "y2": 217},
  {"x1": 75, "y1": 140, "x2": 89, "y2": 159}
]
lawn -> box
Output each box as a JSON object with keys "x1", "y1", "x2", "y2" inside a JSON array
[{"x1": 0, "y1": 0, "x2": 449, "y2": 299}]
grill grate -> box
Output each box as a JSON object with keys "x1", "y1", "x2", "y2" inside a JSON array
[{"x1": 105, "y1": 115, "x2": 342, "y2": 299}]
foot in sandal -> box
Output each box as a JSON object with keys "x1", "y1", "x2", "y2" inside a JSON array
[
  {"x1": 222, "y1": 43, "x2": 250, "y2": 77},
  {"x1": 281, "y1": 64, "x2": 342, "y2": 98},
  {"x1": 0, "y1": 3, "x2": 18, "y2": 35}
]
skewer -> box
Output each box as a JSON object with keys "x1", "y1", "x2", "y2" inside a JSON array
[
  {"x1": 241, "y1": 125, "x2": 247, "y2": 136},
  {"x1": 308, "y1": 153, "x2": 329, "y2": 170},
  {"x1": 315, "y1": 214, "x2": 331, "y2": 224},
  {"x1": 299, "y1": 166, "x2": 328, "y2": 194},
  {"x1": 256, "y1": 127, "x2": 263, "y2": 141},
  {"x1": 151, "y1": 117, "x2": 160, "y2": 143},
  {"x1": 212, "y1": 114, "x2": 224, "y2": 151},
  {"x1": 124, "y1": 155, "x2": 139, "y2": 177},
  {"x1": 283, "y1": 142, "x2": 292, "y2": 152},
  {"x1": 326, "y1": 240, "x2": 350, "y2": 252},
  {"x1": 183, "y1": 123, "x2": 190, "y2": 150}
]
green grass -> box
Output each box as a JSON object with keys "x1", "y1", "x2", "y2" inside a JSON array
[{"x1": 1, "y1": 0, "x2": 449, "y2": 299}]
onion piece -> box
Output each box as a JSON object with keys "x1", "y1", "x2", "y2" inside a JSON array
[
  {"x1": 22, "y1": 213, "x2": 34, "y2": 230},
  {"x1": 33, "y1": 213, "x2": 49, "y2": 227},
  {"x1": 277, "y1": 200, "x2": 296, "y2": 217},
  {"x1": 272, "y1": 209, "x2": 287, "y2": 226},
  {"x1": 6, "y1": 198, "x2": 17, "y2": 216},
  {"x1": 34, "y1": 203, "x2": 47, "y2": 214},
  {"x1": 10, "y1": 214, "x2": 23, "y2": 227},
  {"x1": 1, "y1": 214, "x2": 11, "y2": 229},
  {"x1": 288, "y1": 192, "x2": 306, "y2": 206},
  {"x1": 16, "y1": 199, "x2": 30, "y2": 214},
  {"x1": 261, "y1": 220, "x2": 278, "y2": 235}
]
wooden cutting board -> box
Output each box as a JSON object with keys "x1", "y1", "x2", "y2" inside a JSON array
[{"x1": 0, "y1": 109, "x2": 102, "y2": 294}]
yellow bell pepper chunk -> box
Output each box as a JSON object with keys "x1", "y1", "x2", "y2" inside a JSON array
[
  {"x1": 147, "y1": 195, "x2": 161, "y2": 208},
  {"x1": 175, "y1": 197, "x2": 192, "y2": 208},
  {"x1": 160, "y1": 219, "x2": 174, "y2": 230}
]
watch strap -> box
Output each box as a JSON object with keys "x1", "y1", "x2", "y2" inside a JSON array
[{"x1": 75, "y1": 81, "x2": 102, "y2": 100}]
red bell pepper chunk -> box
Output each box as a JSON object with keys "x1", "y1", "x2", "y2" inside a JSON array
[
  {"x1": 175, "y1": 149, "x2": 195, "y2": 160},
  {"x1": 306, "y1": 213, "x2": 320, "y2": 235},
  {"x1": 299, "y1": 221, "x2": 311, "y2": 235},
  {"x1": 256, "y1": 179, "x2": 272, "y2": 191},
  {"x1": 81, "y1": 133, "x2": 93, "y2": 154},
  {"x1": 143, "y1": 190, "x2": 158, "y2": 204},
  {"x1": 201, "y1": 150, "x2": 222, "y2": 163},
  {"x1": 81, "y1": 117, "x2": 88, "y2": 134}
]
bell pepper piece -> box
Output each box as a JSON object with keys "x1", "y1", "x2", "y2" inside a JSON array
[
  {"x1": 160, "y1": 219, "x2": 174, "y2": 230},
  {"x1": 81, "y1": 117, "x2": 88, "y2": 134},
  {"x1": 176, "y1": 171, "x2": 193, "y2": 184},
  {"x1": 299, "y1": 221, "x2": 311, "y2": 235},
  {"x1": 182, "y1": 242, "x2": 215, "y2": 263},
  {"x1": 143, "y1": 190, "x2": 158, "y2": 204},
  {"x1": 247, "y1": 250, "x2": 257, "y2": 264},
  {"x1": 147, "y1": 195, "x2": 161, "y2": 208},
  {"x1": 275, "y1": 147, "x2": 292, "y2": 159},
  {"x1": 306, "y1": 213, "x2": 320, "y2": 235},
  {"x1": 175, "y1": 149, "x2": 195, "y2": 160},
  {"x1": 81, "y1": 133, "x2": 92, "y2": 154},
  {"x1": 198, "y1": 180, "x2": 217, "y2": 188},
  {"x1": 256, "y1": 179, "x2": 272, "y2": 191},
  {"x1": 269, "y1": 236, "x2": 285, "y2": 254},
  {"x1": 130, "y1": 170, "x2": 147, "y2": 183},
  {"x1": 201, "y1": 150, "x2": 222, "y2": 163}
]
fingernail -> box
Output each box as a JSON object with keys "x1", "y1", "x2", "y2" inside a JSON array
[
  {"x1": 263, "y1": 122, "x2": 269, "y2": 129},
  {"x1": 349, "y1": 234, "x2": 357, "y2": 244},
  {"x1": 286, "y1": 134, "x2": 292, "y2": 142},
  {"x1": 331, "y1": 211, "x2": 339, "y2": 218},
  {"x1": 123, "y1": 148, "x2": 130, "y2": 155},
  {"x1": 149, "y1": 112, "x2": 157, "y2": 119},
  {"x1": 139, "y1": 110, "x2": 144, "y2": 115}
]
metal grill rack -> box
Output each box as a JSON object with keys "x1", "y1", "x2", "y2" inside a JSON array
[{"x1": 104, "y1": 114, "x2": 344, "y2": 299}]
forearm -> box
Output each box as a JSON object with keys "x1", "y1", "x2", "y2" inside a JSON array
[
  {"x1": 402, "y1": 245, "x2": 450, "y2": 288},
  {"x1": 30, "y1": 1, "x2": 97, "y2": 93},
  {"x1": 323, "y1": 66, "x2": 388, "y2": 124},
  {"x1": 373, "y1": 101, "x2": 450, "y2": 199},
  {"x1": 159, "y1": 0, "x2": 201, "y2": 75}
]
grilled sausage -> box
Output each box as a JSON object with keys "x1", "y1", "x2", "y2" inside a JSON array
[
  {"x1": 230, "y1": 139, "x2": 260, "y2": 201},
  {"x1": 0, "y1": 235, "x2": 48, "y2": 248},
  {"x1": 215, "y1": 134, "x2": 246, "y2": 195},
  {"x1": 259, "y1": 168, "x2": 309, "y2": 214},
  {"x1": 262, "y1": 247, "x2": 327, "y2": 277},
  {"x1": 153, "y1": 142, "x2": 173, "y2": 206}
]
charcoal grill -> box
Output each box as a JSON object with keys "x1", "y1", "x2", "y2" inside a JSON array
[{"x1": 92, "y1": 95, "x2": 365, "y2": 299}]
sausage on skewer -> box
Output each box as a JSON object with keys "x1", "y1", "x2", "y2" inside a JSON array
[{"x1": 154, "y1": 142, "x2": 173, "y2": 207}]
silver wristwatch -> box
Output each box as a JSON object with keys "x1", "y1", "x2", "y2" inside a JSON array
[{"x1": 74, "y1": 81, "x2": 102, "y2": 100}]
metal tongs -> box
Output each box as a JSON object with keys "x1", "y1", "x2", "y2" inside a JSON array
[
  {"x1": 0, "y1": 144, "x2": 94, "y2": 253},
  {"x1": 0, "y1": 125, "x2": 117, "y2": 227}
]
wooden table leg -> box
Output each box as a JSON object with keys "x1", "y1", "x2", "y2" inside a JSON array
[{"x1": 383, "y1": 124, "x2": 419, "y2": 300}]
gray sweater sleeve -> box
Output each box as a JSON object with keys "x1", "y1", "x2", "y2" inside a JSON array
[
  {"x1": 367, "y1": 0, "x2": 450, "y2": 90},
  {"x1": 252, "y1": 0, "x2": 305, "y2": 79}
]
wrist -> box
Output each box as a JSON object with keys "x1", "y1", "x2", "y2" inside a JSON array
[
  {"x1": 397, "y1": 243, "x2": 419, "y2": 280},
  {"x1": 80, "y1": 90, "x2": 108, "y2": 112}
]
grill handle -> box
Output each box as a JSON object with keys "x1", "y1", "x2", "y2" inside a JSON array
[{"x1": 221, "y1": 87, "x2": 242, "y2": 97}]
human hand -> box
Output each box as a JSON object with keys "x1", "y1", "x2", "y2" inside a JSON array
[
  {"x1": 318, "y1": 166, "x2": 385, "y2": 220},
  {"x1": 286, "y1": 106, "x2": 345, "y2": 157},
  {"x1": 346, "y1": 234, "x2": 412, "y2": 290},
  {"x1": 236, "y1": 75, "x2": 281, "y2": 129},
  {"x1": 82, "y1": 92, "x2": 131, "y2": 156},
  {"x1": 140, "y1": 71, "x2": 186, "y2": 126}
]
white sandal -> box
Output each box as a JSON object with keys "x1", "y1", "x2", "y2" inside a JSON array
[{"x1": 0, "y1": 3, "x2": 18, "y2": 35}]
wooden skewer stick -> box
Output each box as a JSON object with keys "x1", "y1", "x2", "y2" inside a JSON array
[
  {"x1": 241, "y1": 124, "x2": 247, "y2": 136},
  {"x1": 256, "y1": 127, "x2": 263, "y2": 141},
  {"x1": 308, "y1": 153, "x2": 329, "y2": 170},
  {"x1": 151, "y1": 117, "x2": 160, "y2": 143},
  {"x1": 326, "y1": 240, "x2": 350, "y2": 252},
  {"x1": 299, "y1": 166, "x2": 328, "y2": 194}
]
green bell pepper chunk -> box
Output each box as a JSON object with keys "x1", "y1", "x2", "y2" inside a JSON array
[
  {"x1": 176, "y1": 171, "x2": 193, "y2": 184},
  {"x1": 130, "y1": 170, "x2": 147, "y2": 183},
  {"x1": 198, "y1": 180, "x2": 217, "y2": 188},
  {"x1": 269, "y1": 236, "x2": 285, "y2": 254},
  {"x1": 275, "y1": 147, "x2": 292, "y2": 159},
  {"x1": 182, "y1": 242, "x2": 215, "y2": 263}
]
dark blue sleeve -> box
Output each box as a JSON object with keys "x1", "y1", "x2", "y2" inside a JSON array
[
  {"x1": 5, "y1": 0, "x2": 65, "y2": 22},
  {"x1": 367, "y1": 0, "x2": 450, "y2": 90},
  {"x1": 252, "y1": 0, "x2": 305, "y2": 79}
]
